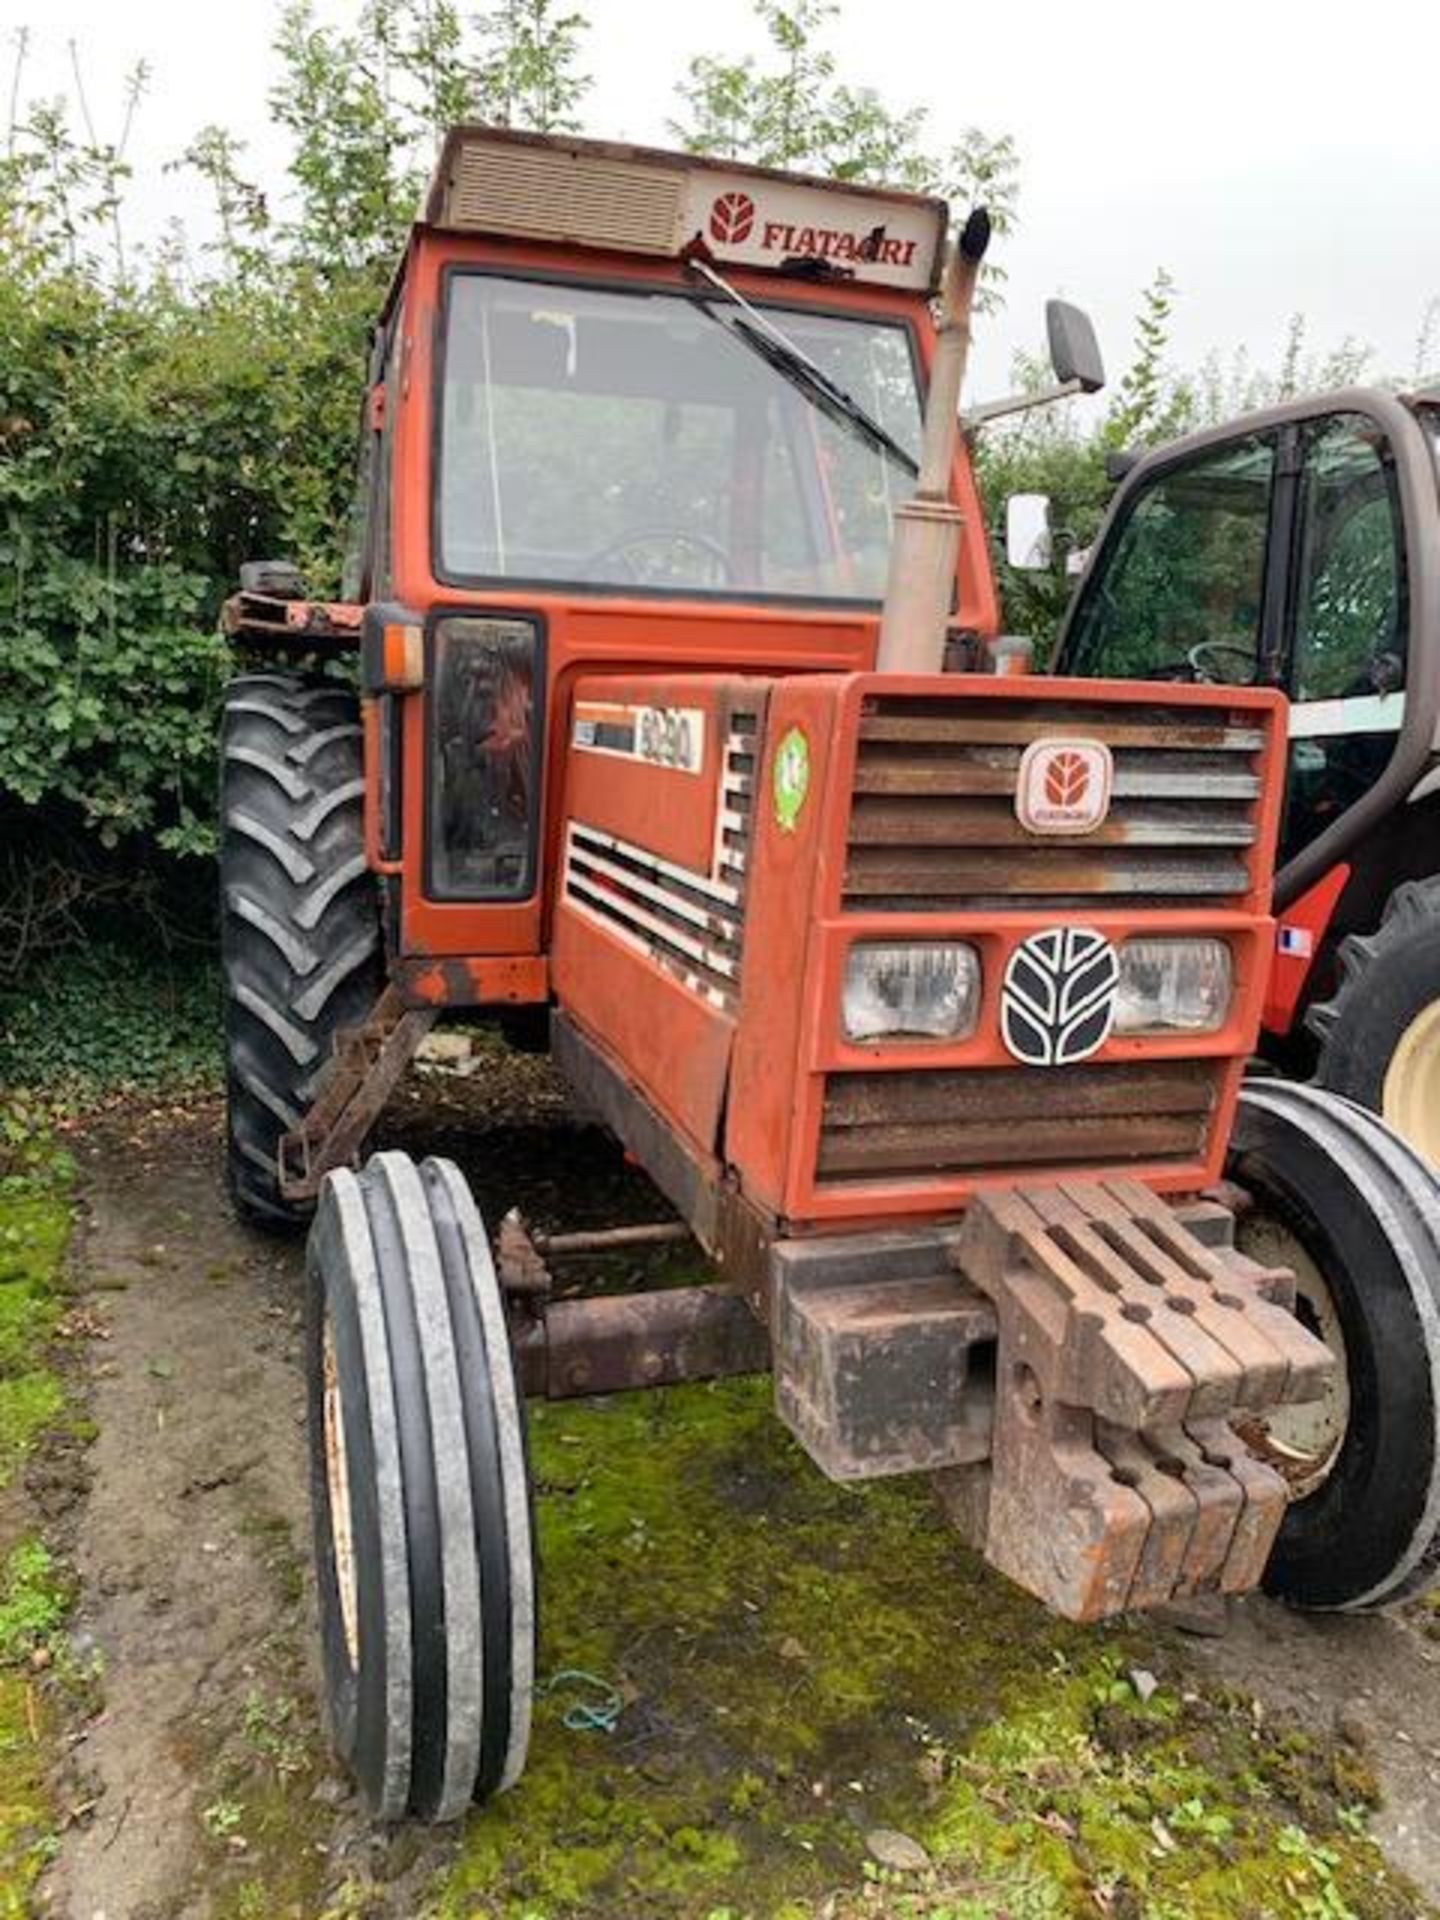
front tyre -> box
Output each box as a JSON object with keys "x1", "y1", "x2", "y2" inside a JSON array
[
  {"x1": 307, "y1": 1152, "x2": 535, "y2": 1821},
  {"x1": 1230, "y1": 1081, "x2": 1440, "y2": 1610}
]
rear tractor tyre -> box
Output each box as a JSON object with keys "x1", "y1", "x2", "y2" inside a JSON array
[
  {"x1": 1229, "y1": 1081, "x2": 1440, "y2": 1610},
  {"x1": 307, "y1": 1151, "x2": 535, "y2": 1821},
  {"x1": 220, "y1": 672, "x2": 382, "y2": 1232},
  {"x1": 1307, "y1": 878, "x2": 1440, "y2": 1166}
]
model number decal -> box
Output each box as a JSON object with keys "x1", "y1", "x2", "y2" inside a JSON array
[{"x1": 572, "y1": 702, "x2": 705, "y2": 775}]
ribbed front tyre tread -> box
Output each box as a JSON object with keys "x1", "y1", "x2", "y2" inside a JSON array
[
  {"x1": 306, "y1": 1152, "x2": 535, "y2": 1822},
  {"x1": 220, "y1": 672, "x2": 381, "y2": 1232}
]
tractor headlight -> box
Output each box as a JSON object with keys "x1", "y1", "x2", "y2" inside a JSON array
[
  {"x1": 1115, "y1": 938, "x2": 1233, "y2": 1034},
  {"x1": 842, "y1": 943, "x2": 980, "y2": 1042}
]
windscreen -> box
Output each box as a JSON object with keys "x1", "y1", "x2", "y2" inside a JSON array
[{"x1": 436, "y1": 273, "x2": 922, "y2": 601}]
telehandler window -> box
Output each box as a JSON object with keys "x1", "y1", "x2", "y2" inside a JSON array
[
  {"x1": 1064, "y1": 436, "x2": 1276, "y2": 683},
  {"x1": 1290, "y1": 413, "x2": 1406, "y2": 704},
  {"x1": 1279, "y1": 413, "x2": 1408, "y2": 865},
  {"x1": 435, "y1": 272, "x2": 922, "y2": 602}
]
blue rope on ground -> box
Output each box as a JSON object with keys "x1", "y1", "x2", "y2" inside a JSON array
[{"x1": 542, "y1": 1668, "x2": 623, "y2": 1734}]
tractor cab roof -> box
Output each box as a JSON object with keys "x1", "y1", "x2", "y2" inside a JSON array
[{"x1": 417, "y1": 125, "x2": 949, "y2": 294}]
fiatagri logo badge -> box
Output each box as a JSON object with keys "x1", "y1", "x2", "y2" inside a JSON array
[
  {"x1": 706, "y1": 190, "x2": 920, "y2": 271},
  {"x1": 1015, "y1": 739, "x2": 1113, "y2": 835},
  {"x1": 709, "y1": 191, "x2": 756, "y2": 245}
]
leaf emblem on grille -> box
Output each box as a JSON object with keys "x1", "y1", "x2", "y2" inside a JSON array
[
  {"x1": 1000, "y1": 927, "x2": 1119, "y2": 1067},
  {"x1": 1044, "y1": 750, "x2": 1091, "y2": 809},
  {"x1": 1016, "y1": 738, "x2": 1113, "y2": 835},
  {"x1": 709, "y1": 191, "x2": 756, "y2": 245}
]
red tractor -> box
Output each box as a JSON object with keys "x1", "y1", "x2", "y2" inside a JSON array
[{"x1": 219, "y1": 129, "x2": 1440, "y2": 1823}]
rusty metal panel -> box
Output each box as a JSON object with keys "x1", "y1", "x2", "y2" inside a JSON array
[
  {"x1": 514, "y1": 1286, "x2": 771, "y2": 1399},
  {"x1": 817, "y1": 1061, "x2": 1220, "y2": 1190},
  {"x1": 818, "y1": 1111, "x2": 1209, "y2": 1178},
  {"x1": 844, "y1": 844, "x2": 1250, "y2": 900},
  {"x1": 278, "y1": 987, "x2": 435, "y2": 1198},
  {"x1": 845, "y1": 693, "x2": 1270, "y2": 913},
  {"x1": 824, "y1": 1061, "x2": 1216, "y2": 1128},
  {"x1": 849, "y1": 796, "x2": 1257, "y2": 849},
  {"x1": 772, "y1": 1239, "x2": 997, "y2": 1481},
  {"x1": 221, "y1": 591, "x2": 362, "y2": 652},
  {"x1": 856, "y1": 708, "x2": 1265, "y2": 751}
]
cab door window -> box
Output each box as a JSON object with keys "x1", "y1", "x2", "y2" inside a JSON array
[
  {"x1": 1064, "y1": 435, "x2": 1278, "y2": 682},
  {"x1": 1280, "y1": 413, "x2": 1408, "y2": 862},
  {"x1": 1290, "y1": 414, "x2": 1407, "y2": 702}
]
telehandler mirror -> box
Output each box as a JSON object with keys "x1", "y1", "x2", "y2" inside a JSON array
[
  {"x1": 1047, "y1": 300, "x2": 1105, "y2": 394},
  {"x1": 1006, "y1": 493, "x2": 1053, "y2": 571}
]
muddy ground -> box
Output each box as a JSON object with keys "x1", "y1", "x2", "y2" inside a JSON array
[{"x1": 29, "y1": 1064, "x2": 1440, "y2": 1919}]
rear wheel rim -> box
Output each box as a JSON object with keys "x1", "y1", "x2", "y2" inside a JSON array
[
  {"x1": 1236, "y1": 1209, "x2": 1350, "y2": 1500},
  {"x1": 1382, "y1": 999, "x2": 1440, "y2": 1166},
  {"x1": 322, "y1": 1314, "x2": 361, "y2": 1667}
]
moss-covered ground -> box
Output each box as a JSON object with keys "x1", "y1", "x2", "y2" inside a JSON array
[
  {"x1": 0, "y1": 1120, "x2": 73, "y2": 1916},
  {"x1": 428, "y1": 1377, "x2": 1425, "y2": 1920}
]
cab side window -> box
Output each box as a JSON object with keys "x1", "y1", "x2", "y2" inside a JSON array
[
  {"x1": 1066, "y1": 435, "x2": 1277, "y2": 682},
  {"x1": 341, "y1": 322, "x2": 397, "y2": 603},
  {"x1": 1290, "y1": 414, "x2": 1407, "y2": 703}
]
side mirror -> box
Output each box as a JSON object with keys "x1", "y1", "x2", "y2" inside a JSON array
[
  {"x1": 1046, "y1": 300, "x2": 1105, "y2": 394},
  {"x1": 1006, "y1": 493, "x2": 1053, "y2": 571}
]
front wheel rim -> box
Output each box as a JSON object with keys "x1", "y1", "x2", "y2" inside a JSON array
[
  {"x1": 1235, "y1": 1209, "x2": 1351, "y2": 1500},
  {"x1": 1382, "y1": 1000, "x2": 1440, "y2": 1167},
  {"x1": 322, "y1": 1315, "x2": 361, "y2": 1667}
]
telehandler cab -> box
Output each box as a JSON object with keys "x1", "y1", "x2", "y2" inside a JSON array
[
  {"x1": 1049, "y1": 390, "x2": 1440, "y2": 1162},
  {"x1": 219, "y1": 129, "x2": 1440, "y2": 1823}
]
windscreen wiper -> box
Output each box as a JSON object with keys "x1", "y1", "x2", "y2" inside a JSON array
[{"x1": 687, "y1": 257, "x2": 919, "y2": 479}]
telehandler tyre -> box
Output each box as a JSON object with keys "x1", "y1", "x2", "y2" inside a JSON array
[
  {"x1": 1307, "y1": 878, "x2": 1440, "y2": 1166},
  {"x1": 1229, "y1": 1081, "x2": 1440, "y2": 1610},
  {"x1": 307, "y1": 1151, "x2": 535, "y2": 1821},
  {"x1": 220, "y1": 672, "x2": 382, "y2": 1231}
]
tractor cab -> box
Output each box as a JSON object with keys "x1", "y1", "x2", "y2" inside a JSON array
[
  {"x1": 1050, "y1": 390, "x2": 1440, "y2": 1151},
  {"x1": 319, "y1": 130, "x2": 995, "y2": 985}
]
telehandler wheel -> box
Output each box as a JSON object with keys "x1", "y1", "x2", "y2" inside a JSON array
[
  {"x1": 307, "y1": 1151, "x2": 535, "y2": 1822},
  {"x1": 1307, "y1": 878, "x2": 1440, "y2": 1166},
  {"x1": 1229, "y1": 1081, "x2": 1440, "y2": 1611},
  {"x1": 220, "y1": 672, "x2": 382, "y2": 1232}
]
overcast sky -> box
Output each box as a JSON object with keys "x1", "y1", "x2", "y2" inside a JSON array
[{"x1": 12, "y1": 0, "x2": 1440, "y2": 399}]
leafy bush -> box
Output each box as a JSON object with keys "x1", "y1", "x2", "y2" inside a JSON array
[{"x1": 0, "y1": 940, "x2": 220, "y2": 1099}]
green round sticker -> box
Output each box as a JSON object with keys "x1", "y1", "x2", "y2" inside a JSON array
[{"x1": 772, "y1": 725, "x2": 811, "y2": 833}]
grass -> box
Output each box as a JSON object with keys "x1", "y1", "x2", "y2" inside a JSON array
[
  {"x1": 422, "y1": 1377, "x2": 1425, "y2": 1920},
  {"x1": 0, "y1": 1120, "x2": 74, "y2": 1915}
]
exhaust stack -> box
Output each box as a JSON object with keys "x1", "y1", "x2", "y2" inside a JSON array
[{"x1": 875, "y1": 207, "x2": 991, "y2": 675}]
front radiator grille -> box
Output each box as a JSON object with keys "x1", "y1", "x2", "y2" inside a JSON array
[
  {"x1": 817, "y1": 1060, "x2": 1220, "y2": 1187},
  {"x1": 846, "y1": 697, "x2": 1266, "y2": 911},
  {"x1": 562, "y1": 721, "x2": 756, "y2": 1011}
]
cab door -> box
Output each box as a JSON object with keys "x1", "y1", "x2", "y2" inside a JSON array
[
  {"x1": 1055, "y1": 394, "x2": 1438, "y2": 912},
  {"x1": 1278, "y1": 412, "x2": 1408, "y2": 868}
]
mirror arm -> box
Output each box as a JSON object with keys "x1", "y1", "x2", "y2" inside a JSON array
[{"x1": 963, "y1": 378, "x2": 1086, "y2": 430}]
